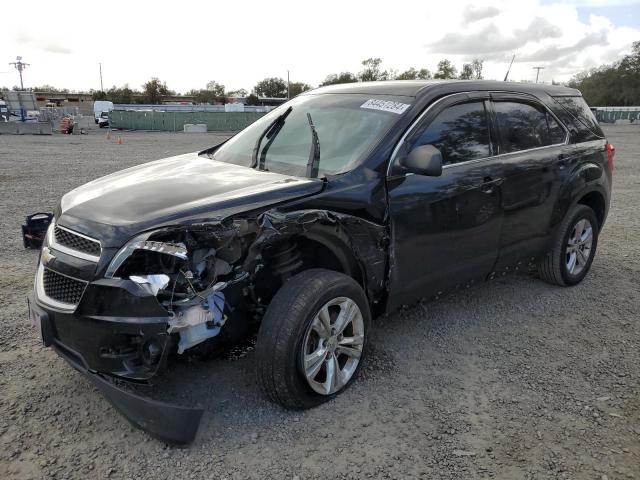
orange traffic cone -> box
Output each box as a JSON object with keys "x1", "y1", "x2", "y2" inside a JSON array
[
  {"x1": 106, "y1": 130, "x2": 111, "y2": 140},
  {"x1": 117, "y1": 136, "x2": 123, "y2": 145}
]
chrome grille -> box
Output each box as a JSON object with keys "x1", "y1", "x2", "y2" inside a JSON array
[
  {"x1": 54, "y1": 225, "x2": 101, "y2": 257},
  {"x1": 42, "y1": 268, "x2": 87, "y2": 305}
]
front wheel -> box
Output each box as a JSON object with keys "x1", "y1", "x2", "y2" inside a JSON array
[
  {"x1": 256, "y1": 269, "x2": 371, "y2": 410},
  {"x1": 537, "y1": 204, "x2": 599, "y2": 286}
]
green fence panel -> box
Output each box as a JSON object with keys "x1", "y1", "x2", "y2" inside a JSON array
[
  {"x1": 110, "y1": 110, "x2": 265, "y2": 132},
  {"x1": 594, "y1": 109, "x2": 640, "y2": 123}
]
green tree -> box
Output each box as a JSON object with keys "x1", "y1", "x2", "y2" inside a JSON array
[
  {"x1": 206, "y1": 80, "x2": 225, "y2": 98},
  {"x1": 472, "y1": 59, "x2": 483, "y2": 79},
  {"x1": 227, "y1": 88, "x2": 248, "y2": 97},
  {"x1": 417, "y1": 68, "x2": 432, "y2": 79},
  {"x1": 459, "y1": 63, "x2": 474, "y2": 80},
  {"x1": 142, "y1": 77, "x2": 173, "y2": 104},
  {"x1": 434, "y1": 59, "x2": 457, "y2": 79},
  {"x1": 187, "y1": 80, "x2": 226, "y2": 104},
  {"x1": 32, "y1": 85, "x2": 69, "y2": 93},
  {"x1": 253, "y1": 77, "x2": 287, "y2": 98},
  {"x1": 289, "y1": 82, "x2": 312, "y2": 97},
  {"x1": 245, "y1": 93, "x2": 260, "y2": 105},
  {"x1": 359, "y1": 58, "x2": 388, "y2": 81},
  {"x1": 569, "y1": 41, "x2": 640, "y2": 106},
  {"x1": 396, "y1": 68, "x2": 418, "y2": 80},
  {"x1": 91, "y1": 90, "x2": 108, "y2": 101},
  {"x1": 397, "y1": 67, "x2": 432, "y2": 80},
  {"x1": 320, "y1": 72, "x2": 358, "y2": 86},
  {"x1": 103, "y1": 84, "x2": 137, "y2": 104}
]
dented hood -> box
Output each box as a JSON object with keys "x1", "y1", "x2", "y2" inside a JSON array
[{"x1": 57, "y1": 152, "x2": 323, "y2": 247}]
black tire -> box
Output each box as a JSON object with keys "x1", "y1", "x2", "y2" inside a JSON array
[
  {"x1": 537, "y1": 204, "x2": 599, "y2": 286},
  {"x1": 256, "y1": 268, "x2": 371, "y2": 410}
]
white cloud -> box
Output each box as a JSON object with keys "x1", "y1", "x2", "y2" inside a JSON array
[{"x1": 1, "y1": 0, "x2": 638, "y2": 91}]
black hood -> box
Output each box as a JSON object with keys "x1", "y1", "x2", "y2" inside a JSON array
[{"x1": 57, "y1": 152, "x2": 323, "y2": 247}]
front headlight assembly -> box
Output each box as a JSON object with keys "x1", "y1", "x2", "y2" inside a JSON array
[{"x1": 105, "y1": 231, "x2": 188, "y2": 279}]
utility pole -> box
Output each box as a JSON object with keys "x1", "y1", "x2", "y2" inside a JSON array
[
  {"x1": 503, "y1": 54, "x2": 515, "y2": 82},
  {"x1": 287, "y1": 70, "x2": 290, "y2": 99},
  {"x1": 9, "y1": 56, "x2": 29, "y2": 90},
  {"x1": 533, "y1": 66, "x2": 545, "y2": 83},
  {"x1": 99, "y1": 62, "x2": 104, "y2": 91}
]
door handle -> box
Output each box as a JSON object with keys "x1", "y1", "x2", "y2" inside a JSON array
[
  {"x1": 557, "y1": 154, "x2": 567, "y2": 169},
  {"x1": 480, "y1": 176, "x2": 502, "y2": 194}
]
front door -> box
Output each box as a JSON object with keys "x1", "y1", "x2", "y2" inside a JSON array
[{"x1": 386, "y1": 93, "x2": 504, "y2": 310}]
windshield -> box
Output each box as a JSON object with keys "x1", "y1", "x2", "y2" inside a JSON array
[{"x1": 207, "y1": 94, "x2": 412, "y2": 177}]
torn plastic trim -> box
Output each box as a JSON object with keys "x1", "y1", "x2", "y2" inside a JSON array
[
  {"x1": 58, "y1": 346, "x2": 203, "y2": 444},
  {"x1": 169, "y1": 291, "x2": 227, "y2": 354},
  {"x1": 130, "y1": 274, "x2": 170, "y2": 296}
]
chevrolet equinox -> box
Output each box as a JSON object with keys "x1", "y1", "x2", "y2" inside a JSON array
[{"x1": 28, "y1": 80, "x2": 613, "y2": 443}]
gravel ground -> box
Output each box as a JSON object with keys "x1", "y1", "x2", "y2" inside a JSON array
[{"x1": 0, "y1": 127, "x2": 638, "y2": 480}]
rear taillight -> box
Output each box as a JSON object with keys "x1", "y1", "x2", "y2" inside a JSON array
[{"x1": 606, "y1": 143, "x2": 615, "y2": 172}]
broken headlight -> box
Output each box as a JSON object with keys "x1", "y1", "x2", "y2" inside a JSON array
[
  {"x1": 104, "y1": 226, "x2": 246, "y2": 302},
  {"x1": 105, "y1": 232, "x2": 188, "y2": 279}
]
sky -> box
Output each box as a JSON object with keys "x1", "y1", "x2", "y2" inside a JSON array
[{"x1": 1, "y1": 0, "x2": 639, "y2": 93}]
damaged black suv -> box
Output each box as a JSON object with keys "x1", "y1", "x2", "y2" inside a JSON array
[{"x1": 28, "y1": 81, "x2": 613, "y2": 443}]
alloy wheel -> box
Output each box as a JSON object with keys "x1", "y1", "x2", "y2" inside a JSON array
[
  {"x1": 566, "y1": 218, "x2": 594, "y2": 276},
  {"x1": 301, "y1": 297, "x2": 364, "y2": 395}
]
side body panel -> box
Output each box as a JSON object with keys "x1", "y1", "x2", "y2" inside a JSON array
[
  {"x1": 385, "y1": 93, "x2": 504, "y2": 310},
  {"x1": 491, "y1": 92, "x2": 572, "y2": 269}
]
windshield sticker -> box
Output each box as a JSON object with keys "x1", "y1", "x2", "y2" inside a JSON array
[{"x1": 360, "y1": 99, "x2": 410, "y2": 115}]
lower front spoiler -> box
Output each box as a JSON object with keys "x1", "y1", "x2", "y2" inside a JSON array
[
  {"x1": 29, "y1": 294, "x2": 204, "y2": 444},
  {"x1": 63, "y1": 354, "x2": 204, "y2": 445}
]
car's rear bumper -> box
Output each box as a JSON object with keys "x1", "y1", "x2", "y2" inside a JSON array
[{"x1": 28, "y1": 292, "x2": 204, "y2": 444}]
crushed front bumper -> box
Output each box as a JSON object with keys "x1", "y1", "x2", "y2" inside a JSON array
[{"x1": 28, "y1": 287, "x2": 205, "y2": 444}]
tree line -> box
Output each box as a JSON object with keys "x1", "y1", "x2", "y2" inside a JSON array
[
  {"x1": 5, "y1": 48, "x2": 640, "y2": 107},
  {"x1": 0, "y1": 57, "x2": 483, "y2": 105},
  {"x1": 568, "y1": 41, "x2": 640, "y2": 106}
]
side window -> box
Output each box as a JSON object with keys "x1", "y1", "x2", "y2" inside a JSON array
[
  {"x1": 494, "y1": 101, "x2": 566, "y2": 153},
  {"x1": 547, "y1": 114, "x2": 567, "y2": 144},
  {"x1": 411, "y1": 102, "x2": 490, "y2": 166},
  {"x1": 553, "y1": 96, "x2": 605, "y2": 141}
]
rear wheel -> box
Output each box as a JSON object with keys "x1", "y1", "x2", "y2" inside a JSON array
[
  {"x1": 537, "y1": 204, "x2": 599, "y2": 286},
  {"x1": 256, "y1": 269, "x2": 370, "y2": 410}
]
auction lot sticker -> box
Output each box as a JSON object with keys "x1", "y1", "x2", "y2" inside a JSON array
[{"x1": 360, "y1": 99, "x2": 411, "y2": 115}]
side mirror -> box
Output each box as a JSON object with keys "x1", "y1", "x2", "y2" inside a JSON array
[{"x1": 400, "y1": 144, "x2": 443, "y2": 176}]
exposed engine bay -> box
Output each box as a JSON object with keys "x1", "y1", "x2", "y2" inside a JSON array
[{"x1": 102, "y1": 210, "x2": 387, "y2": 358}]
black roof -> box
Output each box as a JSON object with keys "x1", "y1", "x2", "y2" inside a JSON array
[{"x1": 307, "y1": 80, "x2": 581, "y2": 98}]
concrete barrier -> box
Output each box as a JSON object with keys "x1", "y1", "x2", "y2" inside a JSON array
[
  {"x1": 184, "y1": 123, "x2": 207, "y2": 133},
  {"x1": 0, "y1": 122, "x2": 53, "y2": 135}
]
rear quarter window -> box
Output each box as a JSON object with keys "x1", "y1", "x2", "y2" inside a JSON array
[{"x1": 552, "y1": 96, "x2": 604, "y2": 142}]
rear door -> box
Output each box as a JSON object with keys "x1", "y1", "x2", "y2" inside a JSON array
[
  {"x1": 489, "y1": 93, "x2": 570, "y2": 270},
  {"x1": 386, "y1": 92, "x2": 504, "y2": 309}
]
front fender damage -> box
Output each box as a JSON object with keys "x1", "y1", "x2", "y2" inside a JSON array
[
  {"x1": 90, "y1": 208, "x2": 388, "y2": 443},
  {"x1": 246, "y1": 209, "x2": 388, "y2": 302}
]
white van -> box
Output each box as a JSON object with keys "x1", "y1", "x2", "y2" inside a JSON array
[{"x1": 93, "y1": 100, "x2": 113, "y2": 124}]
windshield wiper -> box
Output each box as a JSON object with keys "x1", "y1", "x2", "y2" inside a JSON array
[
  {"x1": 305, "y1": 113, "x2": 321, "y2": 178},
  {"x1": 251, "y1": 106, "x2": 292, "y2": 170}
]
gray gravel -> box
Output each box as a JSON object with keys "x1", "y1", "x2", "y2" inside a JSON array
[{"x1": 1, "y1": 127, "x2": 638, "y2": 480}]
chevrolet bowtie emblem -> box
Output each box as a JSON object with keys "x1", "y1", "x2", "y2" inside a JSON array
[{"x1": 41, "y1": 246, "x2": 56, "y2": 266}]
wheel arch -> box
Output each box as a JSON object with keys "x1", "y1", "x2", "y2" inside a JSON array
[
  {"x1": 552, "y1": 160, "x2": 609, "y2": 233},
  {"x1": 295, "y1": 230, "x2": 364, "y2": 286},
  {"x1": 576, "y1": 190, "x2": 606, "y2": 229},
  {"x1": 253, "y1": 209, "x2": 388, "y2": 311}
]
